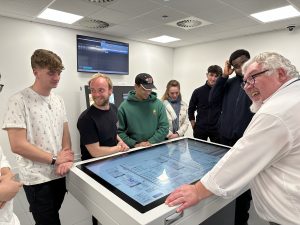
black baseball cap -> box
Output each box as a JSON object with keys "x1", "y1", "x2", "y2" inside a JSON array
[{"x1": 135, "y1": 73, "x2": 156, "y2": 90}]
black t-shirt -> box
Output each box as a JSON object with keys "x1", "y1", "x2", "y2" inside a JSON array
[{"x1": 77, "y1": 104, "x2": 118, "y2": 160}]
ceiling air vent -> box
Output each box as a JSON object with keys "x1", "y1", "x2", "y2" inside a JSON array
[
  {"x1": 82, "y1": 0, "x2": 118, "y2": 6},
  {"x1": 77, "y1": 18, "x2": 110, "y2": 29},
  {"x1": 167, "y1": 16, "x2": 212, "y2": 30}
]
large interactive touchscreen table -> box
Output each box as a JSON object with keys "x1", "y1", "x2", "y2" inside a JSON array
[{"x1": 78, "y1": 138, "x2": 228, "y2": 213}]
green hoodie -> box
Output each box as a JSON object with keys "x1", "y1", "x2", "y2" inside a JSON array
[{"x1": 118, "y1": 90, "x2": 169, "y2": 147}]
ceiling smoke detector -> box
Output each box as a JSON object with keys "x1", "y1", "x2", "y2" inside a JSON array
[
  {"x1": 167, "y1": 16, "x2": 212, "y2": 30},
  {"x1": 77, "y1": 18, "x2": 110, "y2": 29}
]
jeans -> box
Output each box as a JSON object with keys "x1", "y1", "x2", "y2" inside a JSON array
[{"x1": 23, "y1": 178, "x2": 67, "y2": 225}]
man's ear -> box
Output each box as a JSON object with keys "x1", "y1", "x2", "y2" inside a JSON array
[
  {"x1": 108, "y1": 88, "x2": 113, "y2": 96},
  {"x1": 276, "y1": 67, "x2": 288, "y2": 83},
  {"x1": 33, "y1": 69, "x2": 38, "y2": 78}
]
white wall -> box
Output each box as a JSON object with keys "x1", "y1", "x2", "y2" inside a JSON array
[
  {"x1": 1, "y1": 15, "x2": 300, "y2": 167},
  {"x1": 0, "y1": 16, "x2": 174, "y2": 166},
  {"x1": 173, "y1": 29, "x2": 300, "y2": 136}
]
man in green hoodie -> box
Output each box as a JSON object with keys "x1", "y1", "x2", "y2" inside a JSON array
[{"x1": 118, "y1": 73, "x2": 169, "y2": 148}]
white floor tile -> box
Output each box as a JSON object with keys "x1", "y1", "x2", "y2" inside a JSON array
[
  {"x1": 14, "y1": 188, "x2": 29, "y2": 213},
  {"x1": 72, "y1": 217, "x2": 94, "y2": 225},
  {"x1": 15, "y1": 212, "x2": 34, "y2": 225},
  {"x1": 60, "y1": 192, "x2": 92, "y2": 225},
  {"x1": 13, "y1": 188, "x2": 92, "y2": 225}
]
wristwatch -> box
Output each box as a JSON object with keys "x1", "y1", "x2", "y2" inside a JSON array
[{"x1": 51, "y1": 155, "x2": 57, "y2": 165}]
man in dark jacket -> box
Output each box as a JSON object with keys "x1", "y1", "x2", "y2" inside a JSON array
[
  {"x1": 188, "y1": 65, "x2": 223, "y2": 143},
  {"x1": 209, "y1": 49, "x2": 254, "y2": 225}
]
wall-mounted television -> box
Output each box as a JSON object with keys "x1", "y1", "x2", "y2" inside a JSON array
[{"x1": 77, "y1": 35, "x2": 129, "y2": 75}]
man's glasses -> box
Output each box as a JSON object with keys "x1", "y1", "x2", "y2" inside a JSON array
[{"x1": 241, "y1": 69, "x2": 269, "y2": 89}]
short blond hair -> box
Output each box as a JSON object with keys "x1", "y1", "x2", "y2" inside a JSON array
[{"x1": 88, "y1": 73, "x2": 113, "y2": 90}]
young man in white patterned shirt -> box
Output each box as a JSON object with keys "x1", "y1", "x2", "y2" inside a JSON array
[{"x1": 2, "y1": 49, "x2": 74, "y2": 225}]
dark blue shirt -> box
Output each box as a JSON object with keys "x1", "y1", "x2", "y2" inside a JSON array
[{"x1": 209, "y1": 75, "x2": 254, "y2": 142}]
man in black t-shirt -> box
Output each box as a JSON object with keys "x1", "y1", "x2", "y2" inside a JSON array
[
  {"x1": 77, "y1": 73, "x2": 129, "y2": 225},
  {"x1": 77, "y1": 73, "x2": 129, "y2": 160}
]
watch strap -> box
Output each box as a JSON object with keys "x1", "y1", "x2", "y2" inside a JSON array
[{"x1": 51, "y1": 155, "x2": 57, "y2": 165}]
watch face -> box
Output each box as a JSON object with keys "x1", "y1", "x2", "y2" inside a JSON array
[{"x1": 52, "y1": 156, "x2": 57, "y2": 165}]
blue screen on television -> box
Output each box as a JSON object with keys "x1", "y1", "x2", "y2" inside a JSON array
[{"x1": 77, "y1": 35, "x2": 129, "y2": 74}]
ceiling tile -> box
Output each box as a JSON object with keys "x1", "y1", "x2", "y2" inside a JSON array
[
  {"x1": 107, "y1": 0, "x2": 161, "y2": 18},
  {"x1": 162, "y1": 0, "x2": 245, "y2": 23},
  {"x1": 1, "y1": 0, "x2": 300, "y2": 47},
  {"x1": 121, "y1": 17, "x2": 161, "y2": 31},
  {"x1": 0, "y1": 0, "x2": 52, "y2": 17},
  {"x1": 100, "y1": 24, "x2": 142, "y2": 37},
  {"x1": 89, "y1": 8, "x2": 131, "y2": 24},
  {"x1": 219, "y1": 0, "x2": 289, "y2": 14},
  {"x1": 138, "y1": 6, "x2": 187, "y2": 23},
  {"x1": 50, "y1": 0, "x2": 103, "y2": 16}
]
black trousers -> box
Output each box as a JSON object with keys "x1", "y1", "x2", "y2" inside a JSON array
[
  {"x1": 269, "y1": 223, "x2": 280, "y2": 225},
  {"x1": 193, "y1": 127, "x2": 220, "y2": 144},
  {"x1": 220, "y1": 136, "x2": 239, "y2": 147},
  {"x1": 219, "y1": 136, "x2": 252, "y2": 225},
  {"x1": 92, "y1": 216, "x2": 98, "y2": 225},
  {"x1": 234, "y1": 189, "x2": 252, "y2": 225},
  {"x1": 23, "y1": 178, "x2": 67, "y2": 225}
]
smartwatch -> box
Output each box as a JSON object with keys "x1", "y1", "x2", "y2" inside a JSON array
[{"x1": 51, "y1": 155, "x2": 57, "y2": 165}]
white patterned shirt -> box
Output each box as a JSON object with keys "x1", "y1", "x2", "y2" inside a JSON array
[
  {"x1": 0, "y1": 146, "x2": 20, "y2": 225},
  {"x1": 2, "y1": 88, "x2": 67, "y2": 185}
]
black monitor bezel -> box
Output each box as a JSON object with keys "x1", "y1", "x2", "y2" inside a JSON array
[
  {"x1": 77, "y1": 138, "x2": 229, "y2": 213},
  {"x1": 76, "y1": 34, "x2": 129, "y2": 75}
]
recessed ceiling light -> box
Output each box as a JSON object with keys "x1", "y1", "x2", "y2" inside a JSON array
[
  {"x1": 148, "y1": 35, "x2": 180, "y2": 43},
  {"x1": 251, "y1": 5, "x2": 300, "y2": 23},
  {"x1": 38, "y1": 8, "x2": 83, "y2": 24}
]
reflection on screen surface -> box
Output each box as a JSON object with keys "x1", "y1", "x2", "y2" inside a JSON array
[{"x1": 79, "y1": 138, "x2": 228, "y2": 213}]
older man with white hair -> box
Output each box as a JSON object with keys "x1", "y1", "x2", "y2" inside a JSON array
[{"x1": 166, "y1": 52, "x2": 300, "y2": 225}]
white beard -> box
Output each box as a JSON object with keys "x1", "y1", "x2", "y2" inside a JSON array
[{"x1": 250, "y1": 101, "x2": 263, "y2": 113}]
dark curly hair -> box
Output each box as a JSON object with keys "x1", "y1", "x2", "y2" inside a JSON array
[
  {"x1": 207, "y1": 65, "x2": 223, "y2": 77},
  {"x1": 229, "y1": 49, "x2": 250, "y2": 65}
]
